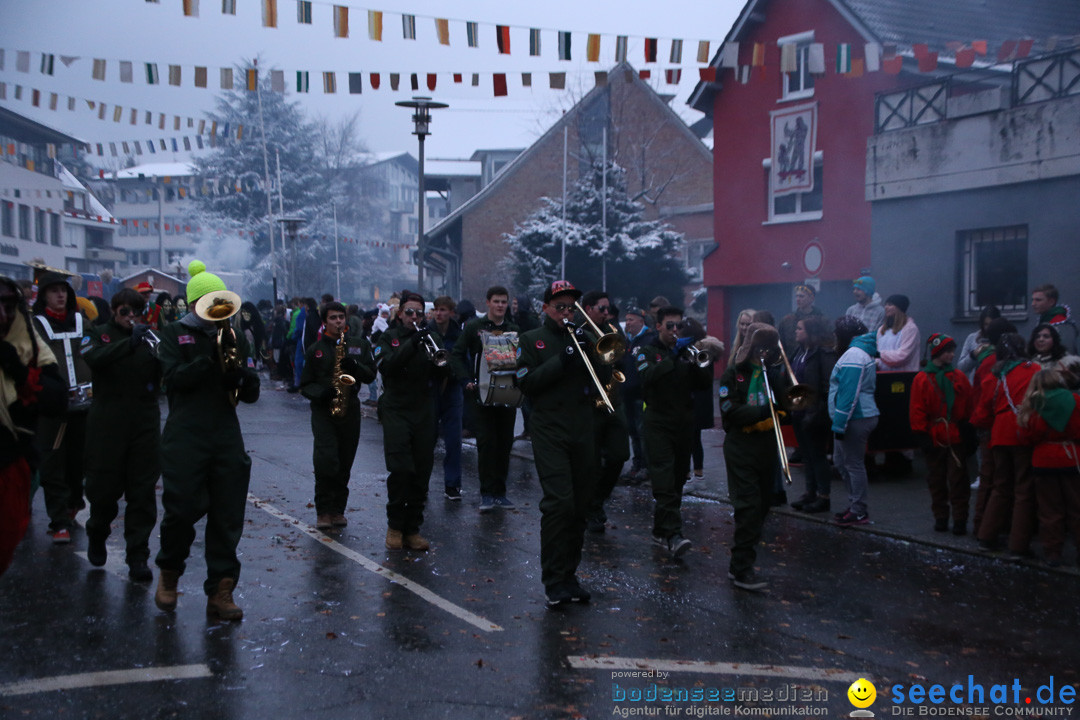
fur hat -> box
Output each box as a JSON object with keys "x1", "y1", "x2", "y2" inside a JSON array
[{"x1": 735, "y1": 322, "x2": 780, "y2": 364}]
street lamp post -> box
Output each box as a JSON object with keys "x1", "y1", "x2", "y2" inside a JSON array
[
  {"x1": 395, "y1": 96, "x2": 448, "y2": 294},
  {"x1": 276, "y1": 216, "x2": 306, "y2": 298}
]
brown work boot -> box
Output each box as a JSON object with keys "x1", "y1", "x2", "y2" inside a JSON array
[
  {"x1": 331, "y1": 513, "x2": 348, "y2": 527},
  {"x1": 385, "y1": 528, "x2": 403, "y2": 549},
  {"x1": 315, "y1": 514, "x2": 333, "y2": 529},
  {"x1": 403, "y1": 533, "x2": 430, "y2": 551},
  {"x1": 206, "y1": 578, "x2": 243, "y2": 621},
  {"x1": 155, "y1": 569, "x2": 180, "y2": 611}
]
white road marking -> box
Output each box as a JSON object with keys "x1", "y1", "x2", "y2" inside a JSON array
[
  {"x1": 568, "y1": 656, "x2": 862, "y2": 683},
  {"x1": 248, "y1": 494, "x2": 504, "y2": 633},
  {"x1": 0, "y1": 664, "x2": 212, "y2": 696}
]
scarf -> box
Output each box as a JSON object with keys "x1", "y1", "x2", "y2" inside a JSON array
[
  {"x1": 922, "y1": 359, "x2": 956, "y2": 418},
  {"x1": 1039, "y1": 388, "x2": 1077, "y2": 433},
  {"x1": 0, "y1": 312, "x2": 58, "y2": 439},
  {"x1": 994, "y1": 359, "x2": 1023, "y2": 379}
]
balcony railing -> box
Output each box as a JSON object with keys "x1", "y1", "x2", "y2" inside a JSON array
[{"x1": 874, "y1": 48, "x2": 1080, "y2": 133}]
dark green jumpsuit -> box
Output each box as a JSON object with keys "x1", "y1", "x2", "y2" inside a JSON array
[
  {"x1": 375, "y1": 324, "x2": 446, "y2": 536},
  {"x1": 300, "y1": 332, "x2": 376, "y2": 516},
  {"x1": 639, "y1": 338, "x2": 713, "y2": 539},
  {"x1": 83, "y1": 319, "x2": 161, "y2": 566},
  {"x1": 517, "y1": 314, "x2": 598, "y2": 591},
  {"x1": 718, "y1": 359, "x2": 791, "y2": 576},
  {"x1": 449, "y1": 315, "x2": 520, "y2": 499},
  {"x1": 154, "y1": 316, "x2": 260, "y2": 596}
]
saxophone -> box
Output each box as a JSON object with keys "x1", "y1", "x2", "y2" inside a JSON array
[{"x1": 330, "y1": 334, "x2": 356, "y2": 419}]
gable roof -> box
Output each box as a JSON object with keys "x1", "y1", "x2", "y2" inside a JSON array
[
  {"x1": 689, "y1": 0, "x2": 1080, "y2": 113},
  {"x1": 427, "y1": 62, "x2": 711, "y2": 241}
]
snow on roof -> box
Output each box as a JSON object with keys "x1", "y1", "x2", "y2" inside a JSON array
[
  {"x1": 364, "y1": 151, "x2": 415, "y2": 165},
  {"x1": 113, "y1": 162, "x2": 197, "y2": 180},
  {"x1": 425, "y1": 159, "x2": 481, "y2": 178},
  {"x1": 57, "y1": 163, "x2": 114, "y2": 221}
]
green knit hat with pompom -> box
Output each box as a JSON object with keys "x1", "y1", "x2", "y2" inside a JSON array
[{"x1": 185, "y1": 259, "x2": 227, "y2": 305}]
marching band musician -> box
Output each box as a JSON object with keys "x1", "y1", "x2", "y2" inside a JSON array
[
  {"x1": 450, "y1": 285, "x2": 521, "y2": 511},
  {"x1": 375, "y1": 291, "x2": 448, "y2": 552},
  {"x1": 718, "y1": 323, "x2": 793, "y2": 591},
  {"x1": 301, "y1": 302, "x2": 376, "y2": 531},
  {"x1": 516, "y1": 280, "x2": 597, "y2": 606},
  {"x1": 154, "y1": 261, "x2": 260, "y2": 621},
  {"x1": 32, "y1": 272, "x2": 94, "y2": 546},
  {"x1": 578, "y1": 291, "x2": 630, "y2": 534},
  {"x1": 83, "y1": 288, "x2": 162, "y2": 582},
  {"x1": 638, "y1": 306, "x2": 713, "y2": 559}
]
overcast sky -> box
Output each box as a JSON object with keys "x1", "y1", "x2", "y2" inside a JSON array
[{"x1": 1, "y1": 0, "x2": 745, "y2": 165}]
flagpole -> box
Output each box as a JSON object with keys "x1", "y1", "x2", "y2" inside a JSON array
[
  {"x1": 601, "y1": 126, "x2": 607, "y2": 292},
  {"x1": 333, "y1": 201, "x2": 341, "y2": 301},
  {"x1": 561, "y1": 126, "x2": 567, "y2": 280},
  {"x1": 254, "y1": 59, "x2": 278, "y2": 302}
]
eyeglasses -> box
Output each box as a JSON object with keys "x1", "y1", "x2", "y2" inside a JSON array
[
  {"x1": 552, "y1": 303, "x2": 573, "y2": 312},
  {"x1": 401, "y1": 308, "x2": 423, "y2": 317}
]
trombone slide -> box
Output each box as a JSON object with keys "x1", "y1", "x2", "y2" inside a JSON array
[{"x1": 564, "y1": 320, "x2": 615, "y2": 414}]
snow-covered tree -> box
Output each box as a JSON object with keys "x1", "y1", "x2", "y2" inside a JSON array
[
  {"x1": 501, "y1": 161, "x2": 689, "y2": 309},
  {"x1": 184, "y1": 70, "x2": 388, "y2": 302}
]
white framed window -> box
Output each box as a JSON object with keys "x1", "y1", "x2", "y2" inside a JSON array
[
  {"x1": 683, "y1": 238, "x2": 712, "y2": 281},
  {"x1": 778, "y1": 31, "x2": 815, "y2": 102},
  {"x1": 957, "y1": 225, "x2": 1028, "y2": 317},
  {"x1": 762, "y1": 151, "x2": 823, "y2": 224}
]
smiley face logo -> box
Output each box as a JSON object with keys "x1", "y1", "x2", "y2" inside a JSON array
[{"x1": 847, "y1": 678, "x2": 876, "y2": 708}]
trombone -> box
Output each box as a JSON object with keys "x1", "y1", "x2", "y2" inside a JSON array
[
  {"x1": 412, "y1": 322, "x2": 449, "y2": 367},
  {"x1": 758, "y1": 349, "x2": 793, "y2": 485},
  {"x1": 573, "y1": 301, "x2": 625, "y2": 364},
  {"x1": 564, "y1": 319, "x2": 614, "y2": 414},
  {"x1": 776, "y1": 344, "x2": 817, "y2": 411}
]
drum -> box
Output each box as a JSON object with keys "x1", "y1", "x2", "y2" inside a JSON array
[
  {"x1": 481, "y1": 370, "x2": 524, "y2": 408},
  {"x1": 477, "y1": 330, "x2": 523, "y2": 408}
]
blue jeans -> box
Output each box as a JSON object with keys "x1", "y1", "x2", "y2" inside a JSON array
[
  {"x1": 834, "y1": 416, "x2": 879, "y2": 515},
  {"x1": 433, "y1": 383, "x2": 463, "y2": 489}
]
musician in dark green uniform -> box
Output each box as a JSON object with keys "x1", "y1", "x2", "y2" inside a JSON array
[
  {"x1": 301, "y1": 301, "x2": 376, "y2": 530},
  {"x1": 154, "y1": 260, "x2": 260, "y2": 621},
  {"x1": 375, "y1": 292, "x2": 447, "y2": 551},
  {"x1": 718, "y1": 323, "x2": 792, "y2": 592},
  {"x1": 450, "y1": 285, "x2": 521, "y2": 511},
  {"x1": 578, "y1": 290, "x2": 630, "y2": 533},
  {"x1": 517, "y1": 281, "x2": 599, "y2": 606},
  {"x1": 83, "y1": 287, "x2": 161, "y2": 581},
  {"x1": 639, "y1": 306, "x2": 714, "y2": 559}
]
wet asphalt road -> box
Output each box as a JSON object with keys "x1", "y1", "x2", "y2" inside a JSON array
[{"x1": 2, "y1": 385, "x2": 1078, "y2": 719}]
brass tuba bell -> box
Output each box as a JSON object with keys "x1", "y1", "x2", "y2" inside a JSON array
[{"x1": 194, "y1": 290, "x2": 244, "y2": 406}]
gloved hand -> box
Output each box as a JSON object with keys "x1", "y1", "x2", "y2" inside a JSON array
[
  {"x1": 129, "y1": 324, "x2": 151, "y2": 349},
  {"x1": 414, "y1": 324, "x2": 430, "y2": 339},
  {"x1": 222, "y1": 367, "x2": 245, "y2": 390},
  {"x1": 675, "y1": 336, "x2": 694, "y2": 351},
  {"x1": 0, "y1": 341, "x2": 27, "y2": 384},
  {"x1": 572, "y1": 326, "x2": 587, "y2": 341}
]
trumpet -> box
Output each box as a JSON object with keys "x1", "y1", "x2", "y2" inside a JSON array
[
  {"x1": 682, "y1": 344, "x2": 713, "y2": 368},
  {"x1": 194, "y1": 290, "x2": 243, "y2": 407},
  {"x1": 412, "y1": 322, "x2": 449, "y2": 367},
  {"x1": 564, "y1": 319, "x2": 614, "y2": 414},
  {"x1": 138, "y1": 327, "x2": 161, "y2": 357},
  {"x1": 759, "y1": 349, "x2": 793, "y2": 485},
  {"x1": 573, "y1": 301, "x2": 625, "y2": 364}
]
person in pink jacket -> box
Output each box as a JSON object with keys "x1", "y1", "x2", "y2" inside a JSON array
[{"x1": 876, "y1": 295, "x2": 922, "y2": 372}]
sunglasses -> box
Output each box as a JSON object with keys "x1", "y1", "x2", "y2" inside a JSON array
[
  {"x1": 664, "y1": 321, "x2": 681, "y2": 330},
  {"x1": 596, "y1": 305, "x2": 611, "y2": 314},
  {"x1": 552, "y1": 303, "x2": 574, "y2": 312},
  {"x1": 401, "y1": 308, "x2": 423, "y2": 317},
  {"x1": 117, "y1": 306, "x2": 139, "y2": 317}
]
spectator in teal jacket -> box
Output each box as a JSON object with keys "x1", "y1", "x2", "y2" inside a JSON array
[{"x1": 828, "y1": 317, "x2": 880, "y2": 527}]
